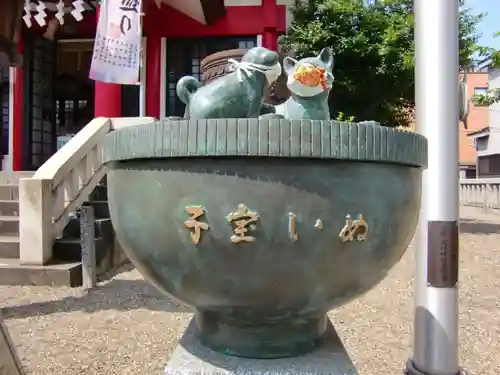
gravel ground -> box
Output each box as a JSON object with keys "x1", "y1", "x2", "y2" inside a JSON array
[{"x1": 1, "y1": 206, "x2": 499, "y2": 375}]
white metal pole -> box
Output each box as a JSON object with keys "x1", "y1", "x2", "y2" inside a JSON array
[
  {"x1": 139, "y1": 37, "x2": 146, "y2": 117},
  {"x1": 406, "y1": 1, "x2": 463, "y2": 375},
  {"x1": 80, "y1": 205, "x2": 96, "y2": 290},
  {"x1": 5, "y1": 67, "x2": 15, "y2": 172},
  {"x1": 256, "y1": 34, "x2": 263, "y2": 47},
  {"x1": 159, "y1": 37, "x2": 167, "y2": 119}
]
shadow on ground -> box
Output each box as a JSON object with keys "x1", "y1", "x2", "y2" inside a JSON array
[
  {"x1": 1, "y1": 263, "x2": 192, "y2": 320},
  {"x1": 3, "y1": 215, "x2": 497, "y2": 320},
  {"x1": 459, "y1": 218, "x2": 500, "y2": 235}
]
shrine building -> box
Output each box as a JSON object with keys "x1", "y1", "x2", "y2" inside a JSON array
[{"x1": 0, "y1": 0, "x2": 293, "y2": 171}]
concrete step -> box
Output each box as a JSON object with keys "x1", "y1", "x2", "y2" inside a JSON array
[
  {"x1": 0, "y1": 235, "x2": 19, "y2": 258},
  {"x1": 0, "y1": 258, "x2": 82, "y2": 287},
  {"x1": 89, "y1": 184, "x2": 108, "y2": 201},
  {"x1": 0, "y1": 209, "x2": 113, "y2": 238},
  {"x1": 0, "y1": 201, "x2": 18, "y2": 216},
  {"x1": 0, "y1": 172, "x2": 34, "y2": 185},
  {"x1": 85, "y1": 201, "x2": 110, "y2": 219},
  {"x1": 0, "y1": 199, "x2": 110, "y2": 219},
  {"x1": 0, "y1": 185, "x2": 18, "y2": 201},
  {"x1": 0, "y1": 176, "x2": 110, "y2": 287},
  {"x1": 0, "y1": 177, "x2": 106, "y2": 202},
  {"x1": 62, "y1": 217, "x2": 112, "y2": 239},
  {"x1": 0, "y1": 216, "x2": 19, "y2": 236},
  {"x1": 53, "y1": 237, "x2": 107, "y2": 264},
  {"x1": 0, "y1": 235, "x2": 107, "y2": 262}
]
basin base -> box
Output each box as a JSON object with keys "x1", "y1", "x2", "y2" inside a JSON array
[
  {"x1": 165, "y1": 317, "x2": 358, "y2": 375},
  {"x1": 195, "y1": 311, "x2": 328, "y2": 359},
  {"x1": 404, "y1": 360, "x2": 468, "y2": 375}
]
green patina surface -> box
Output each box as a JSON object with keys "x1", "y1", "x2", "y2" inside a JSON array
[
  {"x1": 104, "y1": 35, "x2": 425, "y2": 360},
  {"x1": 176, "y1": 48, "x2": 281, "y2": 119},
  {"x1": 103, "y1": 119, "x2": 427, "y2": 168},
  {"x1": 103, "y1": 119, "x2": 427, "y2": 359},
  {"x1": 275, "y1": 48, "x2": 334, "y2": 120}
]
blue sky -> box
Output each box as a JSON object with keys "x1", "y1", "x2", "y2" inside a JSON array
[{"x1": 466, "y1": 0, "x2": 500, "y2": 49}]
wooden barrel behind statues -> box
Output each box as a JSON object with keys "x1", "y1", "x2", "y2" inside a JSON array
[
  {"x1": 200, "y1": 49, "x2": 290, "y2": 105},
  {"x1": 200, "y1": 49, "x2": 246, "y2": 84}
]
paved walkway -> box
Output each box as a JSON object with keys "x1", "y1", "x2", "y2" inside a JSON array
[{"x1": 0, "y1": 207, "x2": 499, "y2": 375}]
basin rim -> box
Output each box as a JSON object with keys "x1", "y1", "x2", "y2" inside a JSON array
[{"x1": 103, "y1": 119, "x2": 428, "y2": 168}]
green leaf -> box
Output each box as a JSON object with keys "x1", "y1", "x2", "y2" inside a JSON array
[{"x1": 472, "y1": 89, "x2": 500, "y2": 106}]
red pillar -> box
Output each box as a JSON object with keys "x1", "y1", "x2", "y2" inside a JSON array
[
  {"x1": 262, "y1": 31, "x2": 278, "y2": 51},
  {"x1": 12, "y1": 37, "x2": 24, "y2": 171},
  {"x1": 145, "y1": 36, "x2": 161, "y2": 118},
  {"x1": 262, "y1": 0, "x2": 279, "y2": 51},
  {"x1": 94, "y1": 5, "x2": 122, "y2": 118}
]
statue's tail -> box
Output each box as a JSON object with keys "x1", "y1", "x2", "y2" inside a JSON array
[{"x1": 176, "y1": 76, "x2": 202, "y2": 105}]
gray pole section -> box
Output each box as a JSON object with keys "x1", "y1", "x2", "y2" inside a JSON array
[
  {"x1": 406, "y1": 0, "x2": 462, "y2": 375},
  {"x1": 81, "y1": 205, "x2": 97, "y2": 290}
]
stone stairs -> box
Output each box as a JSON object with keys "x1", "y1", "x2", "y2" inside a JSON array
[{"x1": 0, "y1": 175, "x2": 120, "y2": 287}]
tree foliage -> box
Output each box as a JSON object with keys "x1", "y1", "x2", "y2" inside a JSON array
[
  {"x1": 472, "y1": 88, "x2": 500, "y2": 106},
  {"x1": 471, "y1": 32, "x2": 500, "y2": 106},
  {"x1": 475, "y1": 31, "x2": 500, "y2": 68},
  {"x1": 281, "y1": 0, "x2": 490, "y2": 126}
]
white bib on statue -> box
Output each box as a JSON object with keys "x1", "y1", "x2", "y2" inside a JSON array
[{"x1": 287, "y1": 63, "x2": 334, "y2": 97}]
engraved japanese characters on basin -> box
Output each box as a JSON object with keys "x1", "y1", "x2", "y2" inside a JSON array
[{"x1": 183, "y1": 203, "x2": 368, "y2": 245}]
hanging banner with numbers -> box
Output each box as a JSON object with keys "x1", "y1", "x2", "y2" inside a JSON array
[{"x1": 89, "y1": 0, "x2": 142, "y2": 85}]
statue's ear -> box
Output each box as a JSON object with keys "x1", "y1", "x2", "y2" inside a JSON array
[
  {"x1": 283, "y1": 56, "x2": 298, "y2": 75},
  {"x1": 318, "y1": 48, "x2": 334, "y2": 71}
]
